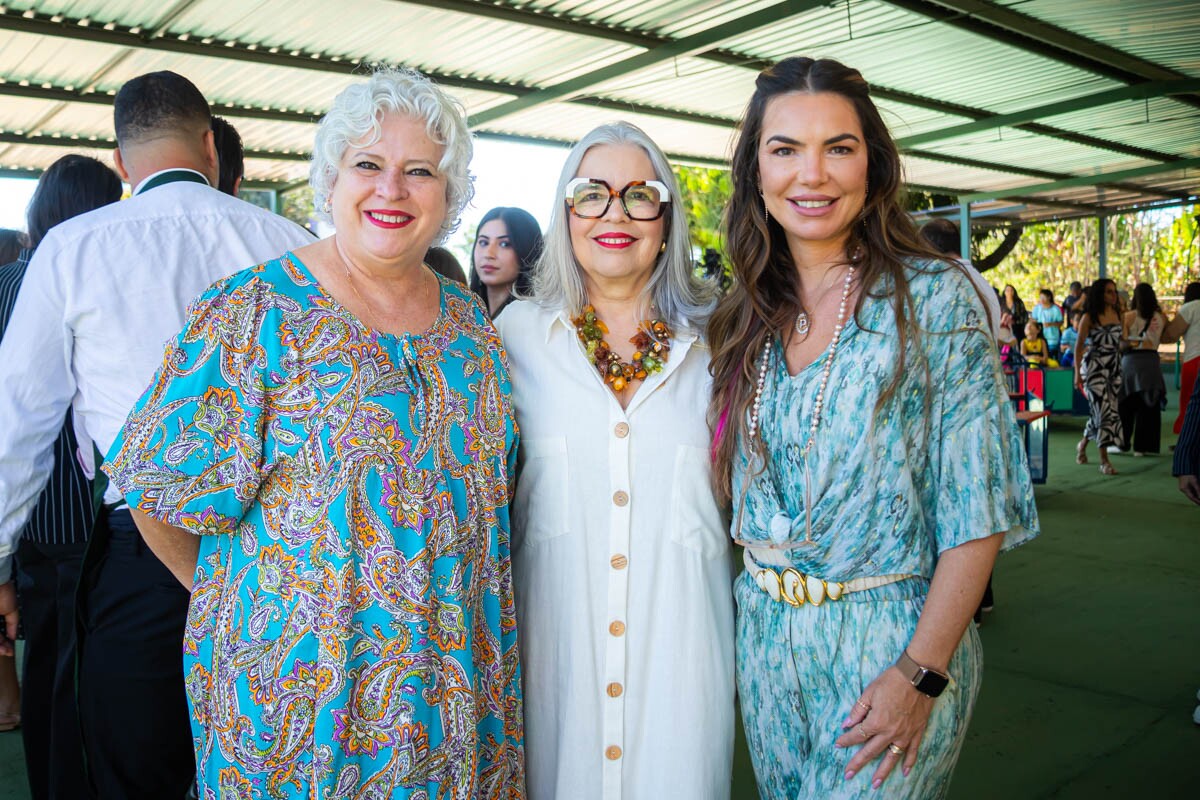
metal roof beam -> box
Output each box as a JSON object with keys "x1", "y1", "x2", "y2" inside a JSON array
[
  {"x1": 0, "y1": 10, "x2": 742, "y2": 132},
  {"x1": 469, "y1": 0, "x2": 826, "y2": 126},
  {"x1": 0, "y1": 129, "x2": 725, "y2": 172},
  {"x1": 0, "y1": 130, "x2": 310, "y2": 162},
  {"x1": 882, "y1": 0, "x2": 1200, "y2": 108},
  {"x1": 905, "y1": 182, "x2": 1105, "y2": 215},
  {"x1": 875, "y1": 85, "x2": 1181, "y2": 163},
  {"x1": 961, "y1": 158, "x2": 1200, "y2": 202},
  {"x1": 908, "y1": 149, "x2": 1063, "y2": 181},
  {"x1": 0, "y1": 166, "x2": 42, "y2": 180},
  {"x1": 0, "y1": 9, "x2": 532, "y2": 97},
  {"x1": 898, "y1": 79, "x2": 1200, "y2": 148},
  {"x1": 0, "y1": 80, "x2": 323, "y2": 124},
  {"x1": 391, "y1": 0, "x2": 663, "y2": 48},
  {"x1": 905, "y1": 149, "x2": 1187, "y2": 201}
]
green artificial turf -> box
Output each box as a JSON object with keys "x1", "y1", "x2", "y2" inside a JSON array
[{"x1": 2, "y1": 410, "x2": 1196, "y2": 799}]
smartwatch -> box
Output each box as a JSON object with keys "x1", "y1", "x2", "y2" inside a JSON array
[{"x1": 894, "y1": 650, "x2": 950, "y2": 698}]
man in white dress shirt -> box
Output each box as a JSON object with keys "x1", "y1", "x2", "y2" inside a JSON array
[{"x1": 0, "y1": 71, "x2": 312, "y2": 798}]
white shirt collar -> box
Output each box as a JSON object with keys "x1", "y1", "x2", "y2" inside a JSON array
[{"x1": 131, "y1": 167, "x2": 210, "y2": 196}]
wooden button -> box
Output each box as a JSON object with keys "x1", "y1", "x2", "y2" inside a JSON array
[
  {"x1": 609, "y1": 620, "x2": 625, "y2": 636},
  {"x1": 605, "y1": 745, "x2": 622, "y2": 760},
  {"x1": 607, "y1": 682, "x2": 623, "y2": 697},
  {"x1": 613, "y1": 490, "x2": 629, "y2": 506},
  {"x1": 614, "y1": 422, "x2": 630, "y2": 438},
  {"x1": 610, "y1": 553, "x2": 628, "y2": 570}
]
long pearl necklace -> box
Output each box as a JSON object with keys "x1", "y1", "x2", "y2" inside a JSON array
[{"x1": 747, "y1": 264, "x2": 855, "y2": 545}]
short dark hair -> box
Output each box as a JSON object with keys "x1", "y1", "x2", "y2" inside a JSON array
[
  {"x1": 1184, "y1": 281, "x2": 1200, "y2": 304},
  {"x1": 919, "y1": 218, "x2": 960, "y2": 257},
  {"x1": 26, "y1": 155, "x2": 123, "y2": 248},
  {"x1": 1039, "y1": 288, "x2": 1054, "y2": 302},
  {"x1": 114, "y1": 71, "x2": 211, "y2": 147},
  {"x1": 210, "y1": 116, "x2": 244, "y2": 196},
  {"x1": 0, "y1": 229, "x2": 27, "y2": 264},
  {"x1": 1069, "y1": 281, "x2": 1082, "y2": 292}
]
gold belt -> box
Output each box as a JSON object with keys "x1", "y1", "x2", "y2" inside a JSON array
[{"x1": 743, "y1": 548, "x2": 914, "y2": 606}]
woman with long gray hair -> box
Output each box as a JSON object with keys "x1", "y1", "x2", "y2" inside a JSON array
[{"x1": 496, "y1": 122, "x2": 732, "y2": 799}]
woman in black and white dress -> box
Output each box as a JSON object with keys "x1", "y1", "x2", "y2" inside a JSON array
[{"x1": 1074, "y1": 279, "x2": 1124, "y2": 475}]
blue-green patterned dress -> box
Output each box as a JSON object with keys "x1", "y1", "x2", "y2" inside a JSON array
[
  {"x1": 104, "y1": 254, "x2": 524, "y2": 799},
  {"x1": 733, "y1": 262, "x2": 1038, "y2": 799}
]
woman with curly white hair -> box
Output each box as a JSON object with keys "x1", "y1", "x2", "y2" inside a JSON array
[
  {"x1": 102, "y1": 68, "x2": 525, "y2": 797},
  {"x1": 496, "y1": 122, "x2": 733, "y2": 799}
]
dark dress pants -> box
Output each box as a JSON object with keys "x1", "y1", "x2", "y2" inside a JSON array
[
  {"x1": 76, "y1": 510, "x2": 194, "y2": 799},
  {"x1": 15, "y1": 538, "x2": 91, "y2": 800}
]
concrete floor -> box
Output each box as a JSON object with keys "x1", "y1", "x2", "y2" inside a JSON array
[{"x1": 2, "y1": 412, "x2": 1197, "y2": 799}]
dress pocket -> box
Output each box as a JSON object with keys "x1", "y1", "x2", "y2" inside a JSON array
[
  {"x1": 512, "y1": 436, "x2": 570, "y2": 546},
  {"x1": 668, "y1": 444, "x2": 728, "y2": 558}
]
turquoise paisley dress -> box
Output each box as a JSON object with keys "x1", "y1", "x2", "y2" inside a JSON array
[
  {"x1": 104, "y1": 254, "x2": 524, "y2": 799},
  {"x1": 733, "y1": 261, "x2": 1038, "y2": 799}
]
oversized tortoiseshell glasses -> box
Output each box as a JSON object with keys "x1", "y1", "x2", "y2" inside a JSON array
[{"x1": 565, "y1": 178, "x2": 671, "y2": 221}]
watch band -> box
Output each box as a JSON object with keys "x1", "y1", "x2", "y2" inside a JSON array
[{"x1": 895, "y1": 650, "x2": 950, "y2": 698}]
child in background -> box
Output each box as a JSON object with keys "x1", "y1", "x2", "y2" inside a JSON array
[
  {"x1": 1059, "y1": 310, "x2": 1081, "y2": 368},
  {"x1": 1021, "y1": 320, "x2": 1056, "y2": 367}
]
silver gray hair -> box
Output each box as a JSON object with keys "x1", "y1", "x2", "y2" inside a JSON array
[
  {"x1": 309, "y1": 67, "x2": 474, "y2": 241},
  {"x1": 530, "y1": 122, "x2": 718, "y2": 331}
]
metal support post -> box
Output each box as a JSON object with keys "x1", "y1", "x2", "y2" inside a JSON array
[
  {"x1": 958, "y1": 199, "x2": 971, "y2": 261},
  {"x1": 1098, "y1": 215, "x2": 1108, "y2": 278}
]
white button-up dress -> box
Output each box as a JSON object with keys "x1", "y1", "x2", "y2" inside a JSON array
[{"x1": 497, "y1": 300, "x2": 735, "y2": 800}]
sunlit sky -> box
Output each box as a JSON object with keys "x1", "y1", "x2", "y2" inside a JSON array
[{"x1": 0, "y1": 138, "x2": 571, "y2": 271}]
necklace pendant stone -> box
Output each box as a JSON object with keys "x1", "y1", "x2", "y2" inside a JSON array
[{"x1": 795, "y1": 312, "x2": 810, "y2": 337}]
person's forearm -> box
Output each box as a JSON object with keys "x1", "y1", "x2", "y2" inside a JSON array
[
  {"x1": 904, "y1": 533, "x2": 1003, "y2": 672},
  {"x1": 130, "y1": 509, "x2": 199, "y2": 591}
]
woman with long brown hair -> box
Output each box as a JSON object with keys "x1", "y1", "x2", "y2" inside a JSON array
[{"x1": 707, "y1": 57, "x2": 1038, "y2": 797}]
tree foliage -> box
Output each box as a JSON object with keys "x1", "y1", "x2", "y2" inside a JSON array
[
  {"x1": 980, "y1": 205, "x2": 1199, "y2": 305},
  {"x1": 671, "y1": 165, "x2": 732, "y2": 254},
  {"x1": 280, "y1": 185, "x2": 317, "y2": 232}
]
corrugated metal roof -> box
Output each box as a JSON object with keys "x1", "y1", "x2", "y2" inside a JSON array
[
  {"x1": 1007, "y1": 0, "x2": 1200, "y2": 75},
  {"x1": 0, "y1": 0, "x2": 1194, "y2": 223}
]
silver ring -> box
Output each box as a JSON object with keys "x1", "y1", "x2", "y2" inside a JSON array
[{"x1": 888, "y1": 743, "x2": 904, "y2": 756}]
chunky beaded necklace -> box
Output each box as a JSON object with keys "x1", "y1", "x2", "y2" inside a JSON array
[
  {"x1": 571, "y1": 304, "x2": 672, "y2": 393},
  {"x1": 744, "y1": 263, "x2": 856, "y2": 546}
]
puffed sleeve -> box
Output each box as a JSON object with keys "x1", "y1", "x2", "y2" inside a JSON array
[
  {"x1": 924, "y1": 266, "x2": 1039, "y2": 554},
  {"x1": 103, "y1": 272, "x2": 274, "y2": 535}
]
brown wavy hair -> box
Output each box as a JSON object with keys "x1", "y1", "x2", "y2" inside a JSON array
[{"x1": 707, "y1": 57, "x2": 950, "y2": 501}]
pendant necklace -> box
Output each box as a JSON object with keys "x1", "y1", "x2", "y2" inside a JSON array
[
  {"x1": 746, "y1": 263, "x2": 856, "y2": 545},
  {"x1": 794, "y1": 248, "x2": 864, "y2": 338},
  {"x1": 336, "y1": 238, "x2": 383, "y2": 332}
]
